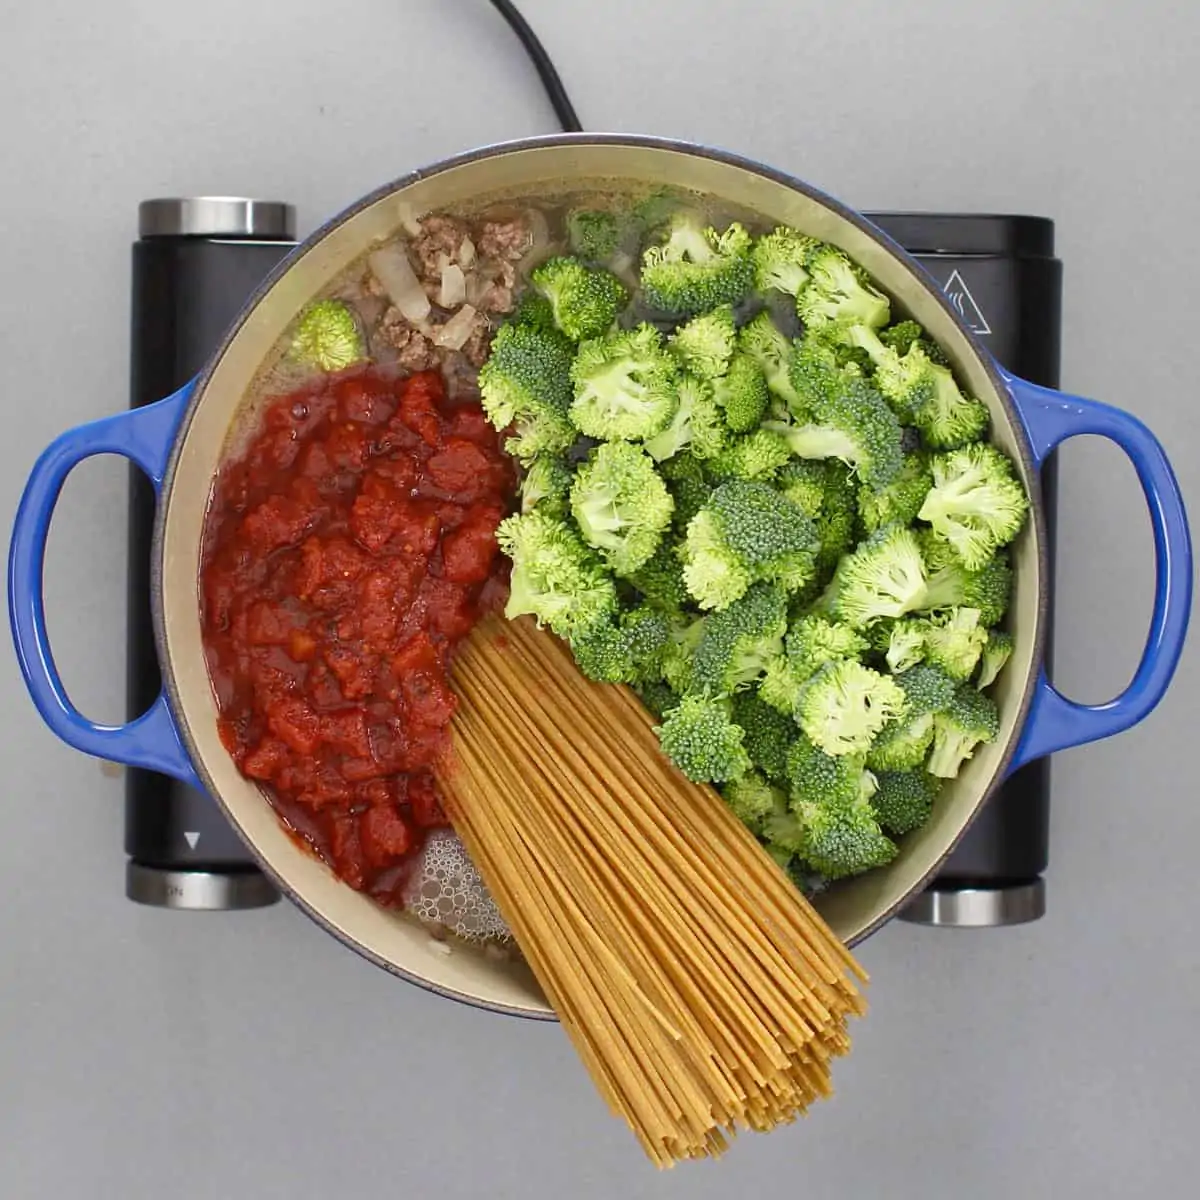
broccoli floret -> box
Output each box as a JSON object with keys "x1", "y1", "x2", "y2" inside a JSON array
[
  {"x1": 814, "y1": 462, "x2": 860, "y2": 578},
  {"x1": 794, "y1": 659, "x2": 909, "y2": 757},
  {"x1": 713, "y1": 351, "x2": 770, "y2": 433},
  {"x1": 858, "y1": 451, "x2": 934, "y2": 534},
  {"x1": 627, "y1": 542, "x2": 689, "y2": 613},
  {"x1": 919, "y1": 534, "x2": 1014, "y2": 627},
  {"x1": 788, "y1": 332, "x2": 858, "y2": 412},
  {"x1": 977, "y1": 628, "x2": 1014, "y2": 689},
  {"x1": 720, "y1": 770, "x2": 784, "y2": 832},
  {"x1": 911, "y1": 364, "x2": 990, "y2": 450},
  {"x1": 769, "y1": 373, "x2": 904, "y2": 491},
  {"x1": 289, "y1": 299, "x2": 365, "y2": 372},
  {"x1": 759, "y1": 615, "x2": 867, "y2": 716},
  {"x1": 667, "y1": 304, "x2": 737, "y2": 380},
  {"x1": 691, "y1": 583, "x2": 788, "y2": 695},
  {"x1": 496, "y1": 510, "x2": 618, "y2": 638},
  {"x1": 824, "y1": 523, "x2": 930, "y2": 628},
  {"x1": 752, "y1": 226, "x2": 821, "y2": 299},
  {"x1": 922, "y1": 607, "x2": 989, "y2": 681},
  {"x1": 883, "y1": 618, "x2": 928, "y2": 673},
  {"x1": 865, "y1": 663, "x2": 956, "y2": 771},
  {"x1": 878, "y1": 319, "x2": 926, "y2": 357},
  {"x1": 660, "y1": 452, "x2": 711, "y2": 531},
  {"x1": 643, "y1": 373, "x2": 728, "y2": 463},
  {"x1": 775, "y1": 460, "x2": 827, "y2": 518},
  {"x1": 569, "y1": 441, "x2": 674, "y2": 577},
  {"x1": 791, "y1": 790, "x2": 898, "y2": 879},
  {"x1": 566, "y1": 208, "x2": 622, "y2": 262},
  {"x1": 836, "y1": 322, "x2": 938, "y2": 422},
  {"x1": 730, "y1": 690, "x2": 796, "y2": 783},
  {"x1": 657, "y1": 693, "x2": 751, "y2": 784},
  {"x1": 569, "y1": 323, "x2": 679, "y2": 442},
  {"x1": 928, "y1": 684, "x2": 1000, "y2": 778},
  {"x1": 681, "y1": 479, "x2": 820, "y2": 611},
  {"x1": 660, "y1": 611, "x2": 707, "y2": 695},
  {"x1": 870, "y1": 770, "x2": 940, "y2": 836},
  {"x1": 639, "y1": 214, "x2": 756, "y2": 316},
  {"x1": 738, "y1": 311, "x2": 806, "y2": 417},
  {"x1": 796, "y1": 244, "x2": 891, "y2": 331},
  {"x1": 530, "y1": 256, "x2": 628, "y2": 342},
  {"x1": 918, "y1": 444, "x2": 1031, "y2": 570},
  {"x1": 706, "y1": 428, "x2": 793, "y2": 484},
  {"x1": 569, "y1": 604, "x2": 672, "y2": 685},
  {"x1": 635, "y1": 678, "x2": 680, "y2": 721},
  {"x1": 477, "y1": 321, "x2": 576, "y2": 462},
  {"x1": 784, "y1": 736, "x2": 868, "y2": 809},
  {"x1": 519, "y1": 455, "x2": 574, "y2": 518},
  {"x1": 511, "y1": 291, "x2": 558, "y2": 333}
]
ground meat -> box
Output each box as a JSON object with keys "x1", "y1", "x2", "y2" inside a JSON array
[
  {"x1": 468, "y1": 260, "x2": 516, "y2": 314},
  {"x1": 411, "y1": 215, "x2": 470, "y2": 281},
  {"x1": 476, "y1": 217, "x2": 531, "y2": 262},
  {"x1": 378, "y1": 309, "x2": 439, "y2": 371},
  {"x1": 461, "y1": 322, "x2": 493, "y2": 368}
]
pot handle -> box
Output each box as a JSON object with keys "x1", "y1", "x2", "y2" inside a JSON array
[
  {"x1": 1003, "y1": 371, "x2": 1193, "y2": 773},
  {"x1": 7, "y1": 383, "x2": 200, "y2": 787}
]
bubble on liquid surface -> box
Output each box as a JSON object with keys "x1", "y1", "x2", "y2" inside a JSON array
[{"x1": 402, "y1": 828, "x2": 513, "y2": 945}]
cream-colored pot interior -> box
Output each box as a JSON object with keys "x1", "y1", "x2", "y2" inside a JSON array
[{"x1": 157, "y1": 137, "x2": 1045, "y2": 1018}]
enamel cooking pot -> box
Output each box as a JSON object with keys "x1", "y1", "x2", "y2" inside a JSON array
[{"x1": 8, "y1": 135, "x2": 1193, "y2": 1018}]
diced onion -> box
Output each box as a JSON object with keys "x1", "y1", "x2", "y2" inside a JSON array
[
  {"x1": 458, "y1": 237, "x2": 476, "y2": 268},
  {"x1": 432, "y1": 305, "x2": 479, "y2": 350},
  {"x1": 440, "y1": 263, "x2": 467, "y2": 308},
  {"x1": 394, "y1": 202, "x2": 423, "y2": 237},
  {"x1": 368, "y1": 244, "x2": 431, "y2": 324}
]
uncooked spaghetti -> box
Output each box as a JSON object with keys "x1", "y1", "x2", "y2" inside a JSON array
[{"x1": 437, "y1": 613, "x2": 869, "y2": 1167}]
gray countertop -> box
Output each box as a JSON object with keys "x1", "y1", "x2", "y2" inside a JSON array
[{"x1": 2, "y1": 2, "x2": 1197, "y2": 1197}]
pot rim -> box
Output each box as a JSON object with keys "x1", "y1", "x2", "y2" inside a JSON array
[{"x1": 150, "y1": 132, "x2": 1049, "y2": 1014}]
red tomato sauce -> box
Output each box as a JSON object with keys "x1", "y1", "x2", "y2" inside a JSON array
[{"x1": 199, "y1": 368, "x2": 515, "y2": 907}]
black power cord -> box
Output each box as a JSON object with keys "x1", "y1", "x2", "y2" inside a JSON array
[{"x1": 487, "y1": 0, "x2": 582, "y2": 132}]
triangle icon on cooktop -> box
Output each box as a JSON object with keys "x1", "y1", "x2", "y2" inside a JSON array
[{"x1": 183, "y1": 831, "x2": 200, "y2": 850}]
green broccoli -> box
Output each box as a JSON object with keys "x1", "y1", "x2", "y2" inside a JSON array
[
  {"x1": 627, "y1": 542, "x2": 689, "y2": 613},
  {"x1": 289, "y1": 299, "x2": 365, "y2": 372},
  {"x1": 751, "y1": 226, "x2": 821, "y2": 299},
  {"x1": 569, "y1": 441, "x2": 674, "y2": 576},
  {"x1": 878, "y1": 319, "x2": 926, "y2": 357},
  {"x1": 661, "y1": 612, "x2": 707, "y2": 695},
  {"x1": 659, "y1": 452, "x2": 712, "y2": 531},
  {"x1": 738, "y1": 311, "x2": 806, "y2": 416},
  {"x1": 667, "y1": 304, "x2": 737, "y2": 380},
  {"x1": 530, "y1": 256, "x2": 628, "y2": 342},
  {"x1": 823, "y1": 523, "x2": 930, "y2": 628},
  {"x1": 569, "y1": 323, "x2": 679, "y2": 442},
  {"x1": 681, "y1": 479, "x2": 820, "y2": 611},
  {"x1": 634, "y1": 678, "x2": 680, "y2": 721},
  {"x1": 519, "y1": 455, "x2": 574, "y2": 518},
  {"x1": 870, "y1": 770, "x2": 941, "y2": 836},
  {"x1": 496, "y1": 510, "x2": 618, "y2": 638},
  {"x1": 730, "y1": 690, "x2": 796, "y2": 783},
  {"x1": 769, "y1": 374, "x2": 904, "y2": 491},
  {"x1": 639, "y1": 214, "x2": 756, "y2": 315},
  {"x1": 477, "y1": 321, "x2": 577, "y2": 462},
  {"x1": 866, "y1": 663, "x2": 956, "y2": 772},
  {"x1": 566, "y1": 208, "x2": 623, "y2": 262},
  {"x1": 918, "y1": 444, "x2": 1031, "y2": 571},
  {"x1": 775, "y1": 460, "x2": 828, "y2": 518},
  {"x1": 790, "y1": 789, "x2": 898, "y2": 880},
  {"x1": 911, "y1": 364, "x2": 990, "y2": 450},
  {"x1": 656, "y1": 693, "x2": 751, "y2": 783},
  {"x1": 706, "y1": 428, "x2": 793, "y2": 484},
  {"x1": 919, "y1": 534, "x2": 1014, "y2": 627},
  {"x1": 691, "y1": 583, "x2": 788, "y2": 695},
  {"x1": 569, "y1": 604, "x2": 672, "y2": 685},
  {"x1": 976, "y1": 628, "x2": 1014, "y2": 689},
  {"x1": 858, "y1": 451, "x2": 934, "y2": 534},
  {"x1": 643, "y1": 373, "x2": 728, "y2": 463},
  {"x1": 788, "y1": 331, "x2": 860, "y2": 412},
  {"x1": 794, "y1": 658, "x2": 909, "y2": 757},
  {"x1": 720, "y1": 770, "x2": 784, "y2": 832},
  {"x1": 927, "y1": 684, "x2": 1001, "y2": 779},
  {"x1": 882, "y1": 618, "x2": 928, "y2": 673},
  {"x1": 759, "y1": 614, "x2": 868, "y2": 716},
  {"x1": 785, "y1": 736, "x2": 870, "y2": 809},
  {"x1": 712, "y1": 351, "x2": 770, "y2": 433},
  {"x1": 795, "y1": 244, "x2": 891, "y2": 331},
  {"x1": 921, "y1": 606, "x2": 989, "y2": 681},
  {"x1": 834, "y1": 321, "x2": 938, "y2": 422},
  {"x1": 511, "y1": 290, "x2": 558, "y2": 333}
]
